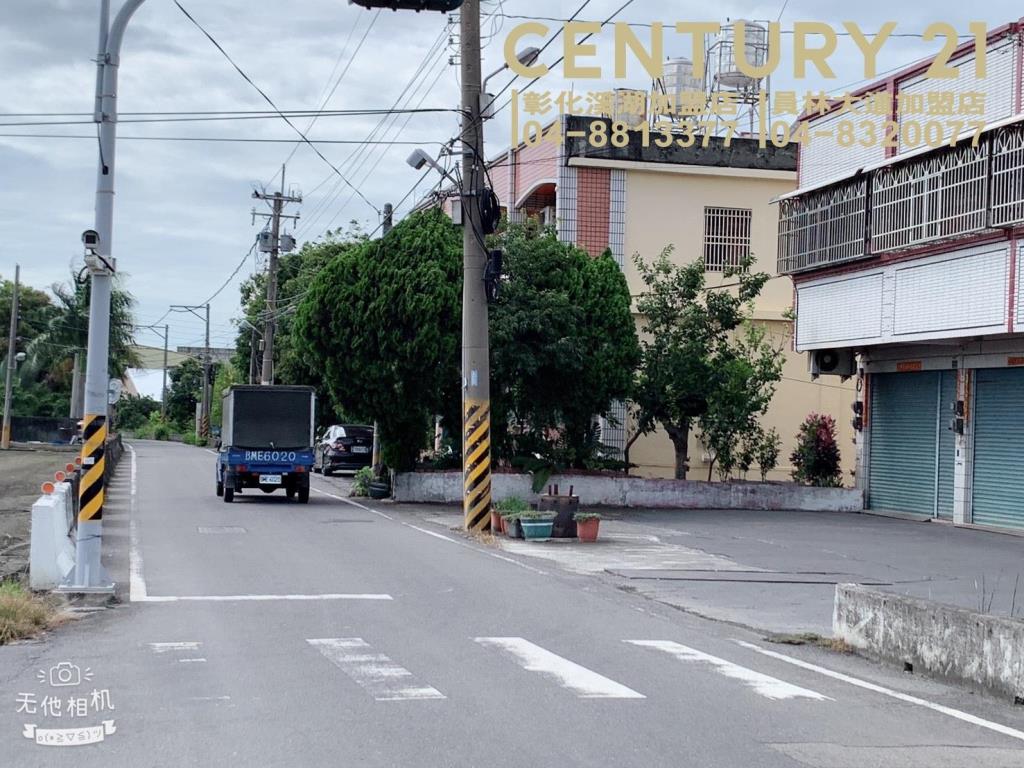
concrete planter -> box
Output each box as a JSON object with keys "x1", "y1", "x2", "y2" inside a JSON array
[{"x1": 394, "y1": 471, "x2": 863, "y2": 512}]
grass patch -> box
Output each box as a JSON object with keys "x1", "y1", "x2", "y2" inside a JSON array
[{"x1": 0, "y1": 580, "x2": 58, "y2": 645}]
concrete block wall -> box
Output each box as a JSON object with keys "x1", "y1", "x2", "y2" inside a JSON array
[
  {"x1": 834, "y1": 584, "x2": 1024, "y2": 700},
  {"x1": 394, "y1": 471, "x2": 863, "y2": 512}
]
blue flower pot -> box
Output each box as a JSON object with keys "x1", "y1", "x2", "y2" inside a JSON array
[{"x1": 520, "y1": 519, "x2": 554, "y2": 540}]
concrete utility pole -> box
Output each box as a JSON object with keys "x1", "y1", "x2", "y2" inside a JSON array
[
  {"x1": 69, "y1": 352, "x2": 83, "y2": 419},
  {"x1": 137, "y1": 323, "x2": 169, "y2": 419},
  {"x1": 371, "y1": 203, "x2": 393, "y2": 475},
  {"x1": 69, "y1": 0, "x2": 147, "y2": 592},
  {"x1": 458, "y1": 0, "x2": 492, "y2": 532},
  {"x1": 252, "y1": 167, "x2": 301, "y2": 386},
  {"x1": 1, "y1": 264, "x2": 19, "y2": 450}
]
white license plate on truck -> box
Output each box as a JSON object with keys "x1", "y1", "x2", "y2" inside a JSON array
[
  {"x1": 259, "y1": 474, "x2": 282, "y2": 485},
  {"x1": 352, "y1": 446, "x2": 369, "y2": 454}
]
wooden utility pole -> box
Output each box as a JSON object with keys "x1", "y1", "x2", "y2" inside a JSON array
[{"x1": 1, "y1": 264, "x2": 20, "y2": 449}]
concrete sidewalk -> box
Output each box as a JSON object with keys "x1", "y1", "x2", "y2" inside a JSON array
[{"x1": 402, "y1": 505, "x2": 1024, "y2": 637}]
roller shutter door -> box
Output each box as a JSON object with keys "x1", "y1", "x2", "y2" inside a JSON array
[
  {"x1": 972, "y1": 367, "x2": 1024, "y2": 529},
  {"x1": 868, "y1": 371, "x2": 955, "y2": 517}
]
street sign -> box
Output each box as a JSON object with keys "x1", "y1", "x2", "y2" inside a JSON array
[{"x1": 107, "y1": 378, "x2": 123, "y2": 405}]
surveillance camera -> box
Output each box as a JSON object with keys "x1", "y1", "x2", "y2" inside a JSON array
[{"x1": 82, "y1": 230, "x2": 100, "y2": 249}]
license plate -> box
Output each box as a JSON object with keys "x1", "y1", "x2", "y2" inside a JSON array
[
  {"x1": 258, "y1": 474, "x2": 282, "y2": 485},
  {"x1": 352, "y1": 446, "x2": 369, "y2": 454}
]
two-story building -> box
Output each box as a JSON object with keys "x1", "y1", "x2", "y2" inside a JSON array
[
  {"x1": 484, "y1": 114, "x2": 856, "y2": 481},
  {"x1": 777, "y1": 21, "x2": 1024, "y2": 530}
]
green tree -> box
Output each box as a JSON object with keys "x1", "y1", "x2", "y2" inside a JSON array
[
  {"x1": 293, "y1": 208, "x2": 462, "y2": 470},
  {"x1": 633, "y1": 247, "x2": 771, "y2": 480},
  {"x1": 489, "y1": 222, "x2": 638, "y2": 467},
  {"x1": 115, "y1": 394, "x2": 161, "y2": 431},
  {"x1": 210, "y1": 363, "x2": 241, "y2": 428},
  {"x1": 166, "y1": 357, "x2": 204, "y2": 430},
  {"x1": 697, "y1": 322, "x2": 784, "y2": 481}
]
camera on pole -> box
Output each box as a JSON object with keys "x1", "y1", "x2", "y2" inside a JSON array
[{"x1": 348, "y1": 0, "x2": 463, "y2": 11}]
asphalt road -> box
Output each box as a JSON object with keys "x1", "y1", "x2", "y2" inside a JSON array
[{"x1": 3, "y1": 440, "x2": 1024, "y2": 767}]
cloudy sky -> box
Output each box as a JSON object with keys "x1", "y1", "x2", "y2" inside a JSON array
[{"x1": 2, "y1": 0, "x2": 1020, "y2": 365}]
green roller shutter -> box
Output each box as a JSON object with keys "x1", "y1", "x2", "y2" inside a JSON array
[
  {"x1": 869, "y1": 370, "x2": 954, "y2": 517},
  {"x1": 972, "y1": 367, "x2": 1024, "y2": 530}
]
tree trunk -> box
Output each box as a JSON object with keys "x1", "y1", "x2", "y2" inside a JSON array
[{"x1": 664, "y1": 421, "x2": 690, "y2": 480}]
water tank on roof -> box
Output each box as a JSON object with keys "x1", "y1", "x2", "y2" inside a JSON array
[
  {"x1": 604, "y1": 88, "x2": 647, "y2": 128},
  {"x1": 713, "y1": 20, "x2": 768, "y2": 89},
  {"x1": 662, "y1": 57, "x2": 703, "y2": 105}
]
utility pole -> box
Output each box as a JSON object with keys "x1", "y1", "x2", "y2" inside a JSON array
[
  {"x1": 371, "y1": 204, "x2": 393, "y2": 475},
  {"x1": 252, "y1": 166, "x2": 301, "y2": 386},
  {"x1": 458, "y1": 0, "x2": 492, "y2": 532},
  {"x1": 249, "y1": 327, "x2": 258, "y2": 385},
  {"x1": 170, "y1": 304, "x2": 211, "y2": 439},
  {"x1": 1, "y1": 264, "x2": 19, "y2": 450},
  {"x1": 68, "y1": 0, "x2": 147, "y2": 592}
]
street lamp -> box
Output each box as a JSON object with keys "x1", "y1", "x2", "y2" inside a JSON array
[{"x1": 481, "y1": 47, "x2": 541, "y2": 118}]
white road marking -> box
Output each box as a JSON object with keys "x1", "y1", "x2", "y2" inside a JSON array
[
  {"x1": 190, "y1": 696, "x2": 231, "y2": 702},
  {"x1": 126, "y1": 444, "x2": 148, "y2": 602},
  {"x1": 307, "y1": 638, "x2": 445, "y2": 701},
  {"x1": 404, "y1": 524, "x2": 456, "y2": 542},
  {"x1": 149, "y1": 642, "x2": 201, "y2": 653},
  {"x1": 178, "y1": 658, "x2": 207, "y2": 663},
  {"x1": 138, "y1": 593, "x2": 392, "y2": 603},
  {"x1": 734, "y1": 640, "x2": 1024, "y2": 743},
  {"x1": 626, "y1": 640, "x2": 830, "y2": 702},
  {"x1": 311, "y1": 486, "x2": 394, "y2": 520},
  {"x1": 204, "y1": 448, "x2": 218, "y2": 456},
  {"x1": 475, "y1": 637, "x2": 645, "y2": 699}
]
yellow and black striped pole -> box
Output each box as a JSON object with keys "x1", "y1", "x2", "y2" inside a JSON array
[
  {"x1": 78, "y1": 414, "x2": 107, "y2": 524},
  {"x1": 463, "y1": 399, "x2": 491, "y2": 531}
]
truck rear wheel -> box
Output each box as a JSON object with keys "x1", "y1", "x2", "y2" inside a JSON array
[
  {"x1": 297, "y1": 486, "x2": 310, "y2": 504},
  {"x1": 216, "y1": 480, "x2": 224, "y2": 497},
  {"x1": 223, "y1": 486, "x2": 234, "y2": 503}
]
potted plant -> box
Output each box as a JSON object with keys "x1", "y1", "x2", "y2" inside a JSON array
[
  {"x1": 573, "y1": 511, "x2": 602, "y2": 542},
  {"x1": 519, "y1": 510, "x2": 556, "y2": 540},
  {"x1": 350, "y1": 467, "x2": 374, "y2": 497},
  {"x1": 494, "y1": 497, "x2": 528, "y2": 538}
]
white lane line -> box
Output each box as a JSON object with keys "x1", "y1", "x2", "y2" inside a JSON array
[
  {"x1": 312, "y1": 486, "x2": 547, "y2": 575},
  {"x1": 149, "y1": 642, "x2": 201, "y2": 653},
  {"x1": 626, "y1": 640, "x2": 830, "y2": 702},
  {"x1": 190, "y1": 696, "x2": 231, "y2": 702},
  {"x1": 138, "y1": 593, "x2": 392, "y2": 603},
  {"x1": 475, "y1": 637, "x2": 645, "y2": 699},
  {"x1": 405, "y1": 524, "x2": 457, "y2": 542},
  {"x1": 311, "y1": 486, "x2": 394, "y2": 520},
  {"x1": 126, "y1": 444, "x2": 148, "y2": 602},
  {"x1": 307, "y1": 638, "x2": 446, "y2": 701},
  {"x1": 734, "y1": 640, "x2": 1024, "y2": 743},
  {"x1": 204, "y1": 448, "x2": 218, "y2": 456},
  {"x1": 178, "y1": 658, "x2": 207, "y2": 663}
]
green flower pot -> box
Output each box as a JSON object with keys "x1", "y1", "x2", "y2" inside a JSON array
[{"x1": 520, "y1": 518, "x2": 554, "y2": 540}]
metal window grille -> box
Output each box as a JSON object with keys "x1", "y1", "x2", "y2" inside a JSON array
[
  {"x1": 870, "y1": 143, "x2": 988, "y2": 253},
  {"x1": 704, "y1": 207, "x2": 751, "y2": 271},
  {"x1": 777, "y1": 178, "x2": 868, "y2": 274},
  {"x1": 990, "y1": 123, "x2": 1024, "y2": 228}
]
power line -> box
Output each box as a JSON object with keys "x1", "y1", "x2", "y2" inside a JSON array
[
  {"x1": 0, "y1": 133, "x2": 438, "y2": 145},
  {"x1": 172, "y1": 0, "x2": 381, "y2": 215}
]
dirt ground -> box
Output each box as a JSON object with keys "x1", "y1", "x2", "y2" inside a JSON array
[{"x1": 0, "y1": 447, "x2": 78, "y2": 581}]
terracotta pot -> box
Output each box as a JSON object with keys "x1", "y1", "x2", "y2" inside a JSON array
[
  {"x1": 576, "y1": 517, "x2": 600, "y2": 542},
  {"x1": 490, "y1": 510, "x2": 502, "y2": 532}
]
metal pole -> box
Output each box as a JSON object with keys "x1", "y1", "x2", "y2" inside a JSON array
[
  {"x1": 160, "y1": 323, "x2": 168, "y2": 419},
  {"x1": 459, "y1": 0, "x2": 491, "y2": 532},
  {"x1": 249, "y1": 327, "x2": 257, "y2": 385},
  {"x1": 70, "y1": 0, "x2": 147, "y2": 592},
  {"x1": 371, "y1": 204, "x2": 393, "y2": 474},
  {"x1": 200, "y1": 303, "x2": 210, "y2": 440},
  {"x1": 1, "y1": 264, "x2": 19, "y2": 449},
  {"x1": 261, "y1": 196, "x2": 283, "y2": 385}
]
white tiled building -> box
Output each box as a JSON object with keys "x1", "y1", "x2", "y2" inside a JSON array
[{"x1": 779, "y1": 22, "x2": 1024, "y2": 530}]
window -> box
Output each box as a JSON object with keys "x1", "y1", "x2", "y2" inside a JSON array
[{"x1": 703, "y1": 207, "x2": 752, "y2": 271}]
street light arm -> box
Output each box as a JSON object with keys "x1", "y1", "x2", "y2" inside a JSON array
[{"x1": 106, "y1": 0, "x2": 147, "y2": 64}]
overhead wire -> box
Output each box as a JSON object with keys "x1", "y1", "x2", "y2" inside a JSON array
[{"x1": 171, "y1": 0, "x2": 380, "y2": 215}]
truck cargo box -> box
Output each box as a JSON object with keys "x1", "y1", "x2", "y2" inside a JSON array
[{"x1": 221, "y1": 385, "x2": 315, "y2": 450}]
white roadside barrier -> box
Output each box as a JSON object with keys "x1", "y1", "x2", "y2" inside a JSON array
[{"x1": 29, "y1": 480, "x2": 77, "y2": 590}]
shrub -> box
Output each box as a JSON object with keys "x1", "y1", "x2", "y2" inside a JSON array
[
  {"x1": 573, "y1": 510, "x2": 601, "y2": 521},
  {"x1": 153, "y1": 422, "x2": 171, "y2": 441},
  {"x1": 494, "y1": 496, "x2": 529, "y2": 516},
  {"x1": 756, "y1": 428, "x2": 782, "y2": 482},
  {"x1": 0, "y1": 581, "x2": 55, "y2": 645},
  {"x1": 182, "y1": 431, "x2": 197, "y2": 446},
  {"x1": 351, "y1": 466, "x2": 375, "y2": 497},
  {"x1": 790, "y1": 414, "x2": 842, "y2": 487}
]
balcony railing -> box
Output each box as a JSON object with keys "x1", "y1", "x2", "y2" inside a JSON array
[{"x1": 778, "y1": 122, "x2": 1024, "y2": 275}]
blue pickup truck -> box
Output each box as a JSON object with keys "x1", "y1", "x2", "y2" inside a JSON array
[{"x1": 216, "y1": 385, "x2": 316, "y2": 504}]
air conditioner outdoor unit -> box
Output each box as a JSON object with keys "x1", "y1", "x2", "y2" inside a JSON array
[{"x1": 810, "y1": 348, "x2": 856, "y2": 378}]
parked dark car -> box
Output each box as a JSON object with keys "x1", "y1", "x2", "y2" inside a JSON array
[{"x1": 314, "y1": 424, "x2": 374, "y2": 475}]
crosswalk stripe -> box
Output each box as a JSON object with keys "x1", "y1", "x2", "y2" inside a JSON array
[
  {"x1": 626, "y1": 640, "x2": 830, "y2": 701},
  {"x1": 475, "y1": 637, "x2": 645, "y2": 699},
  {"x1": 307, "y1": 638, "x2": 446, "y2": 701}
]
